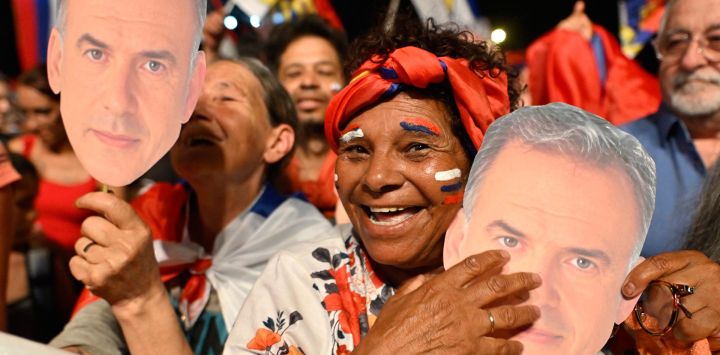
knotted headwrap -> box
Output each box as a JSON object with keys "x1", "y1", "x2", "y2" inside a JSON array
[{"x1": 325, "y1": 46, "x2": 511, "y2": 152}]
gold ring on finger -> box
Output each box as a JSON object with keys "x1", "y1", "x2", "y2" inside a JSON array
[{"x1": 487, "y1": 310, "x2": 495, "y2": 334}]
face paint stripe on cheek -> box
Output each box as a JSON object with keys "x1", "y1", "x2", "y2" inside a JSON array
[
  {"x1": 435, "y1": 168, "x2": 461, "y2": 181},
  {"x1": 340, "y1": 124, "x2": 364, "y2": 143},
  {"x1": 440, "y1": 181, "x2": 463, "y2": 192},
  {"x1": 443, "y1": 192, "x2": 463, "y2": 205},
  {"x1": 399, "y1": 117, "x2": 441, "y2": 136}
]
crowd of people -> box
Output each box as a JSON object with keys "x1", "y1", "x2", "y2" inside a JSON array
[{"x1": 0, "y1": 0, "x2": 718, "y2": 354}]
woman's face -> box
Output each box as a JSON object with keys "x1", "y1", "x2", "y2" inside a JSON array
[
  {"x1": 336, "y1": 91, "x2": 471, "y2": 270},
  {"x1": 17, "y1": 85, "x2": 63, "y2": 146},
  {"x1": 172, "y1": 61, "x2": 273, "y2": 183}
]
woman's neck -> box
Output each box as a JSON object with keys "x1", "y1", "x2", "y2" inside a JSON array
[
  {"x1": 369, "y1": 255, "x2": 445, "y2": 290},
  {"x1": 187, "y1": 171, "x2": 265, "y2": 252}
]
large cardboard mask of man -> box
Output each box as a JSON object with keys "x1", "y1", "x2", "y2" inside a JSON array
[
  {"x1": 445, "y1": 103, "x2": 656, "y2": 355},
  {"x1": 46, "y1": 0, "x2": 206, "y2": 186}
]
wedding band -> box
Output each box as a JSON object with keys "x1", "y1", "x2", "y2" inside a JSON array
[
  {"x1": 83, "y1": 241, "x2": 98, "y2": 254},
  {"x1": 487, "y1": 310, "x2": 495, "y2": 334}
]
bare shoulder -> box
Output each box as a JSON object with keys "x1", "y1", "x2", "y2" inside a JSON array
[{"x1": 7, "y1": 136, "x2": 24, "y2": 154}]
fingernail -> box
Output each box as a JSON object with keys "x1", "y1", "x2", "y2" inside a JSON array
[
  {"x1": 623, "y1": 282, "x2": 636, "y2": 295},
  {"x1": 531, "y1": 273, "x2": 542, "y2": 284},
  {"x1": 531, "y1": 305, "x2": 541, "y2": 316},
  {"x1": 499, "y1": 250, "x2": 510, "y2": 259}
]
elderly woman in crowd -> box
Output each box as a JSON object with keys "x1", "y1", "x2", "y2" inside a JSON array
[
  {"x1": 225, "y1": 19, "x2": 542, "y2": 354},
  {"x1": 50, "y1": 58, "x2": 335, "y2": 354},
  {"x1": 225, "y1": 19, "x2": 720, "y2": 354}
]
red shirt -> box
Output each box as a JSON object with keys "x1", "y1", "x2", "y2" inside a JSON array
[{"x1": 278, "y1": 151, "x2": 337, "y2": 219}]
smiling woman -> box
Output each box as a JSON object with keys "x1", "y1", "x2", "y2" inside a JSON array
[{"x1": 225, "y1": 19, "x2": 542, "y2": 355}]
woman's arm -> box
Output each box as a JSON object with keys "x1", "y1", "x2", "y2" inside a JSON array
[{"x1": 68, "y1": 192, "x2": 192, "y2": 355}]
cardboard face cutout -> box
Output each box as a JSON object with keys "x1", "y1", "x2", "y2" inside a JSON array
[
  {"x1": 46, "y1": 0, "x2": 205, "y2": 186},
  {"x1": 444, "y1": 103, "x2": 655, "y2": 355}
]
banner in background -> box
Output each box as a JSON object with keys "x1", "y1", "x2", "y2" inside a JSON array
[
  {"x1": 619, "y1": 0, "x2": 665, "y2": 58},
  {"x1": 11, "y1": 0, "x2": 56, "y2": 71}
]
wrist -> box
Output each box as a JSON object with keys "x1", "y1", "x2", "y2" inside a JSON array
[{"x1": 110, "y1": 281, "x2": 168, "y2": 322}]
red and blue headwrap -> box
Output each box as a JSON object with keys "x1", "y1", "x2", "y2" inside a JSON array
[{"x1": 325, "y1": 46, "x2": 510, "y2": 152}]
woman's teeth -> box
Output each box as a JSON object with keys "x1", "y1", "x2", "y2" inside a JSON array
[
  {"x1": 370, "y1": 207, "x2": 406, "y2": 213},
  {"x1": 368, "y1": 207, "x2": 417, "y2": 225}
]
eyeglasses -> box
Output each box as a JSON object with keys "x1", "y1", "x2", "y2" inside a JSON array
[
  {"x1": 654, "y1": 30, "x2": 720, "y2": 63},
  {"x1": 634, "y1": 280, "x2": 694, "y2": 336}
]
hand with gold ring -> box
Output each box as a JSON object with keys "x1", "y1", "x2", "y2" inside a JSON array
[
  {"x1": 69, "y1": 192, "x2": 165, "y2": 308},
  {"x1": 353, "y1": 250, "x2": 541, "y2": 355},
  {"x1": 487, "y1": 310, "x2": 496, "y2": 334}
]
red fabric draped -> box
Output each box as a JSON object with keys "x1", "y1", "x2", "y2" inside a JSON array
[
  {"x1": 527, "y1": 25, "x2": 661, "y2": 125},
  {"x1": 324, "y1": 46, "x2": 510, "y2": 151}
]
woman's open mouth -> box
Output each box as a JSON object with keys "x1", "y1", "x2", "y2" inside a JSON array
[{"x1": 363, "y1": 206, "x2": 423, "y2": 226}]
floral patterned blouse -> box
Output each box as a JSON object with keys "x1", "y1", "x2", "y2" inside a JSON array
[{"x1": 224, "y1": 224, "x2": 394, "y2": 354}]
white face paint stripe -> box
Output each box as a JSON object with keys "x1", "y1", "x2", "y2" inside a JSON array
[
  {"x1": 434, "y1": 168, "x2": 461, "y2": 181},
  {"x1": 340, "y1": 128, "x2": 364, "y2": 143}
]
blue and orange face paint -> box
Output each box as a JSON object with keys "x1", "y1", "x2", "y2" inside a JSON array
[{"x1": 399, "y1": 118, "x2": 441, "y2": 136}]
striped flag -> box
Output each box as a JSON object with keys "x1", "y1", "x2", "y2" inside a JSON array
[
  {"x1": 11, "y1": 0, "x2": 56, "y2": 71},
  {"x1": 619, "y1": 0, "x2": 665, "y2": 58}
]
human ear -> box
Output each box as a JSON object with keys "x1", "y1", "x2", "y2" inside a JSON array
[
  {"x1": 47, "y1": 28, "x2": 63, "y2": 94},
  {"x1": 263, "y1": 124, "x2": 295, "y2": 164},
  {"x1": 443, "y1": 208, "x2": 466, "y2": 270},
  {"x1": 181, "y1": 51, "x2": 206, "y2": 124},
  {"x1": 615, "y1": 256, "x2": 646, "y2": 324}
]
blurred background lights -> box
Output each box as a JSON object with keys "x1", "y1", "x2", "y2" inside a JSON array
[
  {"x1": 250, "y1": 15, "x2": 261, "y2": 28},
  {"x1": 491, "y1": 28, "x2": 507, "y2": 44},
  {"x1": 224, "y1": 15, "x2": 238, "y2": 30}
]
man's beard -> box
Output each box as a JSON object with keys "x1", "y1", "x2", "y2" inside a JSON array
[
  {"x1": 296, "y1": 120, "x2": 328, "y2": 148},
  {"x1": 669, "y1": 67, "x2": 720, "y2": 117}
]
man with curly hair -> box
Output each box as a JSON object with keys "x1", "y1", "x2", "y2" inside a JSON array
[{"x1": 265, "y1": 15, "x2": 348, "y2": 219}]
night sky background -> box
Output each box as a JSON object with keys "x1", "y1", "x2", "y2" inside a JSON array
[{"x1": 1, "y1": 0, "x2": 659, "y2": 78}]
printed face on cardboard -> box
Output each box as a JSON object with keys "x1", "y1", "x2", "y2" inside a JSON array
[
  {"x1": 444, "y1": 141, "x2": 643, "y2": 355},
  {"x1": 47, "y1": 0, "x2": 205, "y2": 186}
]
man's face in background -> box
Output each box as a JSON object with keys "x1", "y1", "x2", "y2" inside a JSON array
[
  {"x1": 277, "y1": 35, "x2": 344, "y2": 126},
  {"x1": 658, "y1": 0, "x2": 720, "y2": 117}
]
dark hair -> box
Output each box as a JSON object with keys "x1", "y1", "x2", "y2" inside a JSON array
[
  {"x1": 346, "y1": 18, "x2": 521, "y2": 158},
  {"x1": 264, "y1": 15, "x2": 349, "y2": 78},
  {"x1": 684, "y1": 161, "x2": 720, "y2": 263},
  {"x1": 229, "y1": 58, "x2": 297, "y2": 180},
  {"x1": 9, "y1": 152, "x2": 38, "y2": 182},
  {"x1": 18, "y1": 64, "x2": 58, "y2": 102}
]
